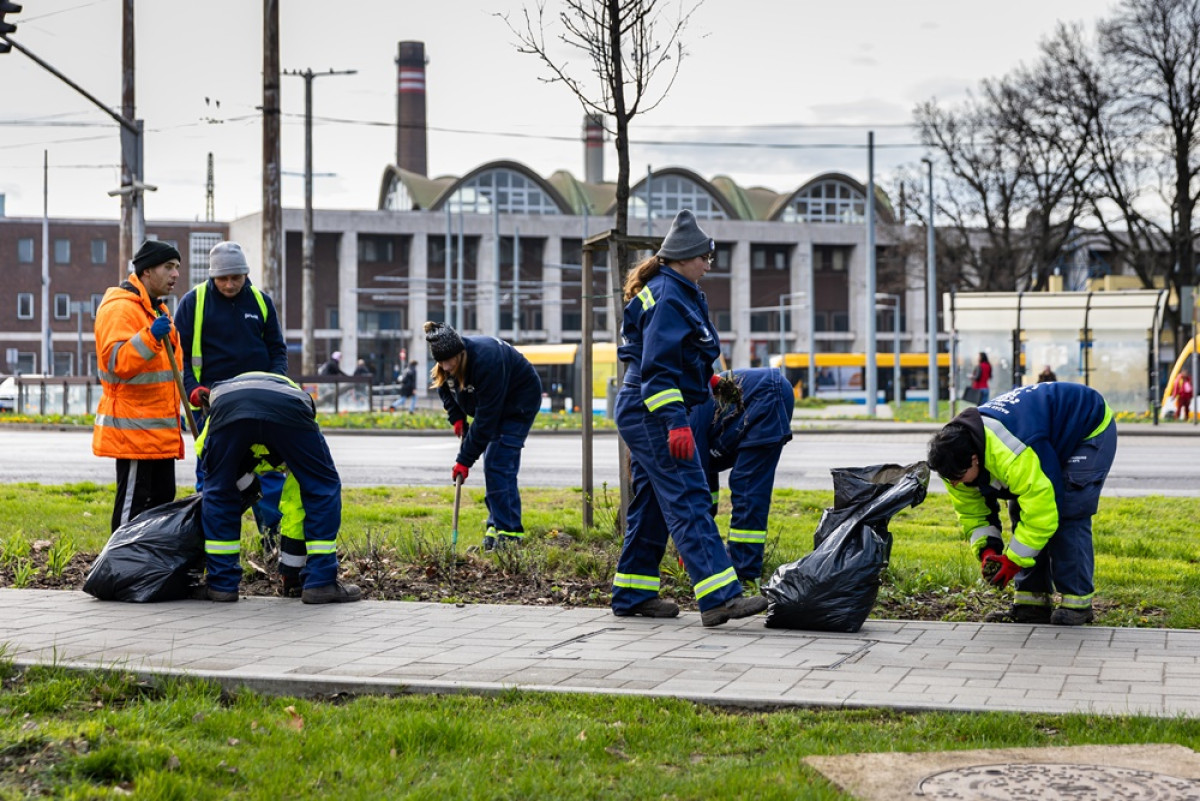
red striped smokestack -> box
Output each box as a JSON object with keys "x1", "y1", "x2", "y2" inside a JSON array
[
  {"x1": 396, "y1": 41, "x2": 428, "y2": 176},
  {"x1": 584, "y1": 114, "x2": 604, "y2": 184}
]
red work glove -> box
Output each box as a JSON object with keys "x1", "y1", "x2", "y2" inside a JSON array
[
  {"x1": 984, "y1": 553, "x2": 1021, "y2": 589},
  {"x1": 189, "y1": 386, "x2": 210, "y2": 408},
  {"x1": 709, "y1": 374, "x2": 721, "y2": 392},
  {"x1": 979, "y1": 547, "x2": 1000, "y2": 581},
  {"x1": 452, "y1": 462, "x2": 469, "y2": 483},
  {"x1": 667, "y1": 426, "x2": 695, "y2": 460},
  {"x1": 452, "y1": 420, "x2": 466, "y2": 438}
]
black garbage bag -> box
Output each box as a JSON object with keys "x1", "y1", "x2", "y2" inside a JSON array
[
  {"x1": 763, "y1": 462, "x2": 929, "y2": 633},
  {"x1": 83, "y1": 494, "x2": 205, "y2": 603}
]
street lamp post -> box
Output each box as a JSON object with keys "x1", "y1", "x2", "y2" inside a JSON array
[
  {"x1": 70, "y1": 301, "x2": 86, "y2": 375},
  {"x1": 777, "y1": 290, "x2": 807, "y2": 387},
  {"x1": 922, "y1": 157, "x2": 938, "y2": 420},
  {"x1": 876, "y1": 293, "x2": 901, "y2": 404}
]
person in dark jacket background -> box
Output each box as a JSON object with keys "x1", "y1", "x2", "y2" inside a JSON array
[
  {"x1": 174, "y1": 241, "x2": 289, "y2": 562},
  {"x1": 426, "y1": 321, "x2": 542, "y2": 551},
  {"x1": 691, "y1": 367, "x2": 796, "y2": 587},
  {"x1": 927, "y1": 382, "x2": 1117, "y2": 626},
  {"x1": 612, "y1": 210, "x2": 767, "y2": 627}
]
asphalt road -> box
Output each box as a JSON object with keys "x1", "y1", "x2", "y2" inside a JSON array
[{"x1": 0, "y1": 427, "x2": 1194, "y2": 496}]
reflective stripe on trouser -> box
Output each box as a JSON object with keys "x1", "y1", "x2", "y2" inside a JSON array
[
  {"x1": 1014, "y1": 590, "x2": 1051, "y2": 608},
  {"x1": 481, "y1": 414, "x2": 535, "y2": 537},
  {"x1": 201, "y1": 418, "x2": 342, "y2": 592},
  {"x1": 611, "y1": 389, "x2": 741, "y2": 614},
  {"x1": 724, "y1": 440, "x2": 785, "y2": 582},
  {"x1": 1013, "y1": 423, "x2": 1116, "y2": 605}
]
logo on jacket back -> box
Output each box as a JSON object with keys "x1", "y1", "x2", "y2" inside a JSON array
[{"x1": 244, "y1": 313, "x2": 259, "y2": 321}]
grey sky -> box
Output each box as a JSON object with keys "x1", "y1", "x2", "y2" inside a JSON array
[{"x1": 0, "y1": 0, "x2": 1108, "y2": 221}]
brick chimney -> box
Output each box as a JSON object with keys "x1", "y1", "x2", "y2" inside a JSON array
[
  {"x1": 583, "y1": 114, "x2": 604, "y2": 184},
  {"x1": 396, "y1": 41, "x2": 428, "y2": 176}
]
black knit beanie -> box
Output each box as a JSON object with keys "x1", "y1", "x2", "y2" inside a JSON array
[
  {"x1": 132, "y1": 240, "x2": 182, "y2": 276},
  {"x1": 424, "y1": 321, "x2": 465, "y2": 362}
]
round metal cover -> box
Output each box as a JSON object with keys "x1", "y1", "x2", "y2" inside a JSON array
[{"x1": 917, "y1": 763, "x2": 1200, "y2": 799}]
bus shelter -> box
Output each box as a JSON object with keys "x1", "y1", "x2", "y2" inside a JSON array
[{"x1": 946, "y1": 290, "x2": 1168, "y2": 415}]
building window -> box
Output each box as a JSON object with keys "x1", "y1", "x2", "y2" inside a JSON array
[
  {"x1": 17, "y1": 238, "x2": 34, "y2": 263},
  {"x1": 54, "y1": 239, "x2": 70, "y2": 264},
  {"x1": 17, "y1": 293, "x2": 34, "y2": 320},
  {"x1": 90, "y1": 293, "x2": 104, "y2": 318},
  {"x1": 445, "y1": 168, "x2": 563, "y2": 215},
  {"x1": 188, "y1": 232, "x2": 224, "y2": 287},
  {"x1": 54, "y1": 294, "x2": 71, "y2": 320},
  {"x1": 631, "y1": 173, "x2": 728, "y2": 220},
  {"x1": 91, "y1": 239, "x2": 107, "y2": 265},
  {"x1": 781, "y1": 180, "x2": 867, "y2": 224},
  {"x1": 361, "y1": 236, "x2": 395, "y2": 263}
]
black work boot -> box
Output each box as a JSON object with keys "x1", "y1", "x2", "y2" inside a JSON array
[
  {"x1": 701, "y1": 595, "x2": 768, "y2": 627},
  {"x1": 984, "y1": 604, "x2": 1052, "y2": 624},
  {"x1": 301, "y1": 581, "x2": 363, "y2": 604},
  {"x1": 482, "y1": 525, "x2": 497, "y2": 552},
  {"x1": 1050, "y1": 606, "x2": 1094, "y2": 626},
  {"x1": 204, "y1": 587, "x2": 239, "y2": 603},
  {"x1": 280, "y1": 573, "x2": 303, "y2": 599},
  {"x1": 615, "y1": 597, "x2": 680, "y2": 618},
  {"x1": 496, "y1": 534, "x2": 521, "y2": 550}
]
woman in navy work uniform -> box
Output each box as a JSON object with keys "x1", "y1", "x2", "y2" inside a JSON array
[
  {"x1": 612, "y1": 210, "x2": 768, "y2": 627},
  {"x1": 691, "y1": 367, "x2": 796, "y2": 587},
  {"x1": 426, "y1": 321, "x2": 543, "y2": 551}
]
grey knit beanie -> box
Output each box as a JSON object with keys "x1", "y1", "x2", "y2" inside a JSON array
[
  {"x1": 209, "y1": 241, "x2": 251, "y2": 277},
  {"x1": 424, "y1": 321, "x2": 465, "y2": 362},
  {"x1": 656, "y1": 210, "x2": 714, "y2": 262}
]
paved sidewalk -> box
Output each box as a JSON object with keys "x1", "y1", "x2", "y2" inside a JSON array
[{"x1": 3, "y1": 589, "x2": 1198, "y2": 718}]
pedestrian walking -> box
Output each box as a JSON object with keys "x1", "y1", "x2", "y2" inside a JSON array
[
  {"x1": 1037, "y1": 365, "x2": 1057, "y2": 383},
  {"x1": 426, "y1": 321, "x2": 542, "y2": 551},
  {"x1": 691, "y1": 367, "x2": 796, "y2": 588},
  {"x1": 926, "y1": 382, "x2": 1117, "y2": 626},
  {"x1": 966, "y1": 352, "x2": 992, "y2": 404},
  {"x1": 174, "y1": 241, "x2": 290, "y2": 561},
  {"x1": 1172, "y1": 371, "x2": 1193, "y2": 421},
  {"x1": 318, "y1": 351, "x2": 344, "y2": 376},
  {"x1": 92, "y1": 240, "x2": 184, "y2": 532},
  {"x1": 396, "y1": 359, "x2": 419, "y2": 412},
  {"x1": 196, "y1": 372, "x2": 361, "y2": 604},
  {"x1": 612, "y1": 209, "x2": 767, "y2": 627}
]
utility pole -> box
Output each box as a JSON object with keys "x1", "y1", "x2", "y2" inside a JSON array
[
  {"x1": 119, "y1": 0, "x2": 134, "y2": 278},
  {"x1": 205, "y1": 153, "x2": 215, "y2": 223},
  {"x1": 262, "y1": 0, "x2": 282, "y2": 300},
  {"x1": 282, "y1": 67, "x2": 356, "y2": 374}
]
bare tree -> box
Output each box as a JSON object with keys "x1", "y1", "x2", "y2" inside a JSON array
[{"x1": 501, "y1": 0, "x2": 698, "y2": 302}]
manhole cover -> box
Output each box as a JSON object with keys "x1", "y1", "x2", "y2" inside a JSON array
[{"x1": 918, "y1": 763, "x2": 1200, "y2": 799}]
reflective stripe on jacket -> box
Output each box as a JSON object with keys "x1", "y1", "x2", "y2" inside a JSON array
[
  {"x1": 92, "y1": 274, "x2": 184, "y2": 460},
  {"x1": 618, "y1": 266, "x2": 722, "y2": 431}
]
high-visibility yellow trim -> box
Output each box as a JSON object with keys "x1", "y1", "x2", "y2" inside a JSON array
[
  {"x1": 729, "y1": 529, "x2": 766, "y2": 544},
  {"x1": 694, "y1": 567, "x2": 737, "y2": 599},
  {"x1": 637, "y1": 286, "x2": 656, "y2": 311},
  {"x1": 614, "y1": 573, "x2": 660, "y2": 591},
  {"x1": 645, "y1": 388, "x2": 683, "y2": 412},
  {"x1": 205, "y1": 540, "x2": 241, "y2": 555}
]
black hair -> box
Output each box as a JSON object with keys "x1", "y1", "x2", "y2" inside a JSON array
[
  {"x1": 927, "y1": 423, "x2": 976, "y2": 481},
  {"x1": 978, "y1": 352, "x2": 990, "y2": 364}
]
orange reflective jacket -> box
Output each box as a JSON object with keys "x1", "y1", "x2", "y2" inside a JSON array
[{"x1": 92, "y1": 274, "x2": 184, "y2": 460}]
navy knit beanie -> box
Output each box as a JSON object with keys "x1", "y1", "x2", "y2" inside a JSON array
[
  {"x1": 424, "y1": 321, "x2": 465, "y2": 362},
  {"x1": 132, "y1": 240, "x2": 182, "y2": 276},
  {"x1": 656, "y1": 210, "x2": 714, "y2": 262}
]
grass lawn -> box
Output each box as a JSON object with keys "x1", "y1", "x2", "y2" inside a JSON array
[
  {"x1": 2, "y1": 662, "x2": 1200, "y2": 800},
  {"x1": 2, "y1": 484, "x2": 1199, "y2": 798}
]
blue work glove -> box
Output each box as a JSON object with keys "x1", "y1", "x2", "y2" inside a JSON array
[{"x1": 150, "y1": 316, "x2": 172, "y2": 342}]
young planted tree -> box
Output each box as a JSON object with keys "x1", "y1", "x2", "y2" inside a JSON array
[{"x1": 501, "y1": 0, "x2": 699, "y2": 324}]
